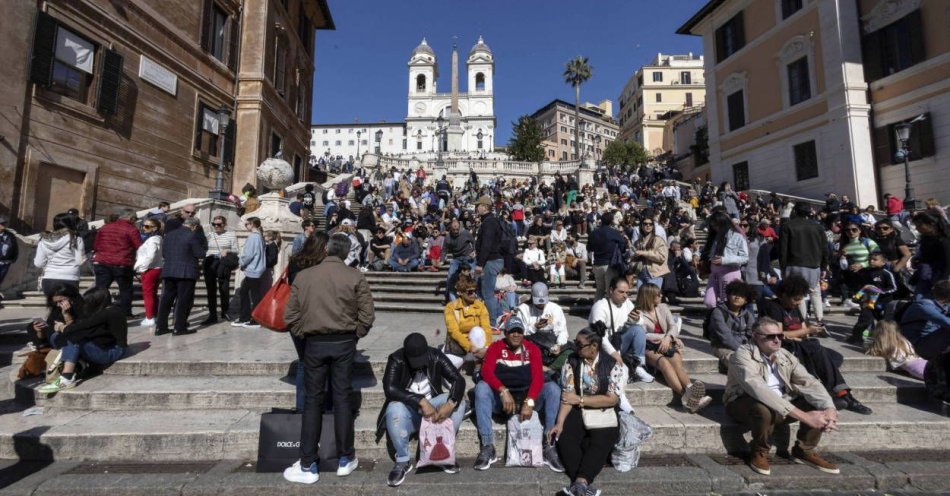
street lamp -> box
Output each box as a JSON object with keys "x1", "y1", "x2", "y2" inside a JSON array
[
  {"x1": 210, "y1": 105, "x2": 231, "y2": 199},
  {"x1": 375, "y1": 129, "x2": 383, "y2": 154},
  {"x1": 356, "y1": 130, "x2": 362, "y2": 158},
  {"x1": 895, "y1": 115, "x2": 926, "y2": 212}
]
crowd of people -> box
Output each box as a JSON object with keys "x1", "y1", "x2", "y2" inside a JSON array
[{"x1": 19, "y1": 160, "x2": 950, "y2": 495}]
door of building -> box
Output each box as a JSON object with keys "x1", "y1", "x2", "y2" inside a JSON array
[{"x1": 32, "y1": 163, "x2": 86, "y2": 231}]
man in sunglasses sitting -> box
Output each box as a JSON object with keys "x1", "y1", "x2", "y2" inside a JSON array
[{"x1": 724, "y1": 317, "x2": 841, "y2": 477}]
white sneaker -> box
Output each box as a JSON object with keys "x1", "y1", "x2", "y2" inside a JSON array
[
  {"x1": 139, "y1": 318, "x2": 155, "y2": 327},
  {"x1": 358, "y1": 265, "x2": 369, "y2": 273},
  {"x1": 337, "y1": 456, "x2": 358, "y2": 476},
  {"x1": 230, "y1": 321, "x2": 247, "y2": 327},
  {"x1": 283, "y1": 460, "x2": 319, "y2": 484},
  {"x1": 634, "y1": 365, "x2": 655, "y2": 383},
  {"x1": 843, "y1": 300, "x2": 860, "y2": 310}
]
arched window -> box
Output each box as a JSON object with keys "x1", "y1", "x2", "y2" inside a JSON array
[
  {"x1": 475, "y1": 73, "x2": 485, "y2": 91},
  {"x1": 416, "y1": 74, "x2": 426, "y2": 92}
]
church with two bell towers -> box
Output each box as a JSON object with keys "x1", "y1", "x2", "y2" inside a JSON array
[
  {"x1": 405, "y1": 37, "x2": 496, "y2": 155},
  {"x1": 310, "y1": 37, "x2": 497, "y2": 161}
]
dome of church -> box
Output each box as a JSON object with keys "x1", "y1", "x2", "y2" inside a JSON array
[
  {"x1": 468, "y1": 36, "x2": 492, "y2": 58},
  {"x1": 411, "y1": 38, "x2": 435, "y2": 59}
]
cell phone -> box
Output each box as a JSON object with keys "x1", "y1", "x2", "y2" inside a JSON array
[{"x1": 33, "y1": 319, "x2": 48, "y2": 328}]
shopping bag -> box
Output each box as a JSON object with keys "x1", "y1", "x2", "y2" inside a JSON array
[
  {"x1": 251, "y1": 268, "x2": 291, "y2": 332},
  {"x1": 256, "y1": 411, "x2": 338, "y2": 472},
  {"x1": 416, "y1": 417, "x2": 456, "y2": 468},
  {"x1": 505, "y1": 412, "x2": 543, "y2": 467},
  {"x1": 611, "y1": 411, "x2": 653, "y2": 472}
]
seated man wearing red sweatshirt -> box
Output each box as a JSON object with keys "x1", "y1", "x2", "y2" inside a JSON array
[{"x1": 472, "y1": 316, "x2": 563, "y2": 472}]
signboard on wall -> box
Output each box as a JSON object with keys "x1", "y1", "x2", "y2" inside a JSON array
[{"x1": 138, "y1": 55, "x2": 177, "y2": 96}]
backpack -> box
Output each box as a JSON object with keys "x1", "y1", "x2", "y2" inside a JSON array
[
  {"x1": 334, "y1": 180, "x2": 349, "y2": 199},
  {"x1": 301, "y1": 192, "x2": 315, "y2": 209},
  {"x1": 265, "y1": 243, "x2": 279, "y2": 268},
  {"x1": 701, "y1": 307, "x2": 716, "y2": 340}
]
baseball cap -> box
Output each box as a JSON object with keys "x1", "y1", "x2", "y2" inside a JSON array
[
  {"x1": 531, "y1": 282, "x2": 549, "y2": 305},
  {"x1": 403, "y1": 333, "x2": 429, "y2": 370},
  {"x1": 474, "y1": 195, "x2": 492, "y2": 207},
  {"x1": 340, "y1": 218, "x2": 354, "y2": 227},
  {"x1": 505, "y1": 315, "x2": 526, "y2": 334}
]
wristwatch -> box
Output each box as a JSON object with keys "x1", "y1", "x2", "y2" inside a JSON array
[{"x1": 525, "y1": 398, "x2": 535, "y2": 408}]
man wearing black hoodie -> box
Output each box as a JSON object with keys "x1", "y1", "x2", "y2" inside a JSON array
[
  {"x1": 475, "y1": 195, "x2": 505, "y2": 325},
  {"x1": 780, "y1": 203, "x2": 830, "y2": 324}
]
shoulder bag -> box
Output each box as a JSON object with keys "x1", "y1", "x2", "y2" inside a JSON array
[
  {"x1": 579, "y1": 365, "x2": 618, "y2": 429},
  {"x1": 251, "y1": 268, "x2": 291, "y2": 332},
  {"x1": 443, "y1": 307, "x2": 467, "y2": 356}
]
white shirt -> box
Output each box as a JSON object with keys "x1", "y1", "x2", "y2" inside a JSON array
[
  {"x1": 408, "y1": 370, "x2": 432, "y2": 400},
  {"x1": 588, "y1": 297, "x2": 636, "y2": 355},
  {"x1": 516, "y1": 302, "x2": 568, "y2": 346},
  {"x1": 523, "y1": 247, "x2": 546, "y2": 266},
  {"x1": 765, "y1": 358, "x2": 784, "y2": 397},
  {"x1": 569, "y1": 242, "x2": 588, "y2": 261}
]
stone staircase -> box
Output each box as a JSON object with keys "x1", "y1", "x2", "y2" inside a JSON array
[{"x1": 4, "y1": 311, "x2": 948, "y2": 463}]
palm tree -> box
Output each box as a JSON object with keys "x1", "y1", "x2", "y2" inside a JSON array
[{"x1": 563, "y1": 56, "x2": 592, "y2": 162}]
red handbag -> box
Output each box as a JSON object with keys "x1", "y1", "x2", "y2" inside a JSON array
[{"x1": 252, "y1": 269, "x2": 292, "y2": 332}]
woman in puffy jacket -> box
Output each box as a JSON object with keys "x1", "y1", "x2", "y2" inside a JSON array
[
  {"x1": 702, "y1": 210, "x2": 749, "y2": 308},
  {"x1": 34, "y1": 213, "x2": 85, "y2": 296},
  {"x1": 134, "y1": 219, "x2": 163, "y2": 327}
]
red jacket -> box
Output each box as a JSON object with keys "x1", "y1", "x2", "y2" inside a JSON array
[
  {"x1": 93, "y1": 219, "x2": 142, "y2": 267},
  {"x1": 886, "y1": 196, "x2": 904, "y2": 215},
  {"x1": 481, "y1": 339, "x2": 544, "y2": 400}
]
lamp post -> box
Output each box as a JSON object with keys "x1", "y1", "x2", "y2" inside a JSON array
[
  {"x1": 210, "y1": 105, "x2": 231, "y2": 199},
  {"x1": 375, "y1": 129, "x2": 383, "y2": 154},
  {"x1": 894, "y1": 119, "x2": 920, "y2": 212}
]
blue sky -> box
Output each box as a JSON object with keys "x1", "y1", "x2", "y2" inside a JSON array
[{"x1": 312, "y1": 0, "x2": 708, "y2": 143}]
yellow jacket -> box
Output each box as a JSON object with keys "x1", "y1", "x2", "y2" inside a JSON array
[{"x1": 444, "y1": 299, "x2": 491, "y2": 352}]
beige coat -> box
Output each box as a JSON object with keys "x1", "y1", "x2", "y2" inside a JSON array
[
  {"x1": 635, "y1": 234, "x2": 670, "y2": 278},
  {"x1": 639, "y1": 303, "x2": 679, "y2": 343},
  {"x1": 723, "y1": 343, "x2": 834, "y2": 416}
]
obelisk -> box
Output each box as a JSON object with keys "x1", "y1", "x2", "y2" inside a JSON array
[{"x1": 446, "y1": 38, "x2": 464, "y2": 152}]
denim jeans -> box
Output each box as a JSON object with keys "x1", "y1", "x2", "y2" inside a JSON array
[
  {"x1": 479, "y1": 259, "x2": 505, "y2": 325},
  {"x1": 636, "y1": 268, "x2": 664, "y2": 290},
  {"x1": 93, "y1": 264, "x2": 134, "y2": 316},
  {"x1": 473, "y1": 380, "x2": 561, "y2": 446},
  {"x1": 385, "y1": 393, "x2": 467, "y2": 463},
  {"x1": 58, "y1": 337, "x2": 126, "y2": 366},
  {"x1": 390, "y1": 258, "x2": 420, "y2": 272},
  {"x1": 617, "y1": 323, "x2": 648, "y2": 365},
  {"x1": 446, "y1": 256, "x2": 477, "y2": 299}
]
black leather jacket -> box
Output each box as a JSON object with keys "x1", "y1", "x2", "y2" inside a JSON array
[{"x1": 374, "y1": 347, "x2": 466, "y2": 443}]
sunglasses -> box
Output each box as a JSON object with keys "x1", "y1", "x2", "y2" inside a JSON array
[
  {"x1": 739, "y1": 223, "x2": 749, "y2": 227},
  {"x1": 183, "y1": 211, "x2": 195, "y2": 215},
  {"x1": 756, "y1": 333, "x2": 783, "y2": 342},
  {"x1": 847, "y1": 228, "x2": 861, "y2": 232},
  {"x1": 211, "y1": 223, "x2": 224, "y2": 227},
  {"x1": 463, "y1": 290, "x2": 477, "y2": 295},
  {"x1": 143, "y1": 225, "x2": 156, "y2": 229},
  {"x1": 641, "y1": 222, "x2": 654, "y2": 227}
]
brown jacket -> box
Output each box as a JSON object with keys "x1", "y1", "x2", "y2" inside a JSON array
[
  {"x1": 635, "y1": 234, "x2": 670, "y2": 278},
  {"x1": 284, "y1": 256, "x2": 375, "y2": 337}
]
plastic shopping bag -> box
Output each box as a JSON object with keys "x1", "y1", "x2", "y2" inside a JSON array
[
  {"x1": 611, "y1": 411, "x2": 653, "y2": 472},
  {"x1": 417, "y1": 417, "x2": 456, "y2": 468},
  {"x1": 506, "y1": 412, "x2": 543, "y2": 467}
]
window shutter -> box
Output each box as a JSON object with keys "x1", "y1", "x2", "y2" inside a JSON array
[
  {"x1": 916, "y1": 113, "x2": 935, "y2": 159},
  {"x1": 30, "y1": 11, "x2": 57, "y2": 86},
  {"x1": 861, "y1": 30, "x2": 883, "y2": 82},
  {"x1": 872, "y1": 124, "x2": 893, "y2": 166},
  {"x1": 907, "y1": 9, "x2": 926, "y2": 66},
  {"x1": 227, "y1": 14, "x2": 240, "y2": 71},
  {"x1": 715, "y1": 27, "x2": 726, "y2": 63},
  {"x1": 223, "y1": 120, "x2": 236, "y2": 165},
  {"x1": 194, "y1": 104, "x2": 205, "y2": 152},
  {"x1": 200, "y1": 0, "x2": 213, "y2": 51},
  {"x1": 96, "y1": 49, "x2": 123, "y2": 116},
  {"x1": 735, "y1": 11, "x2": 745, "y2": 48}
]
